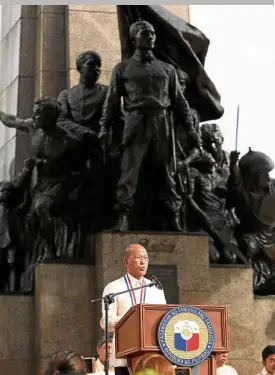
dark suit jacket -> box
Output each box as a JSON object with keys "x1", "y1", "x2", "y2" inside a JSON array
[{"x1": 58, "y1": 82, "x2": 108, "y2": 134}]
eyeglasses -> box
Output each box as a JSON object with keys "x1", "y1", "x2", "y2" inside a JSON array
[{"x1": 133, "y1": 256, "x2": 149, "y2": 261}]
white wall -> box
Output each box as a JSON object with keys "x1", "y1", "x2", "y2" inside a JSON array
[
  {"x1": 189, "y1": 5, "x2": 275, "y2": 174},
  {"x1": 0, "y1": 5, "x2": 22, "y2": 180}
]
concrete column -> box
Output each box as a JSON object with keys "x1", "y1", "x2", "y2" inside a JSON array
[
  {"x1": 0, "y1": 5, "x2": 37, "y2": 178},
  {"x1": 34, "y1": 5, "x2": 66, "y2": 98},
  {"x1": 0, "y1": 5, "x2": 22, "y2": 179}
]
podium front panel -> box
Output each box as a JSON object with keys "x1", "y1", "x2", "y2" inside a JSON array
[
  {"x1": 197, "y1": 305, "x2": 228, "y2": 352},
  {"x1": 175, "y1": 355, "x2": 215, "y2": 375},
  {"x1": 197, "y1": 355, "x2": 216, "y2": 375},
  {"x1": 142, "y1": 305, "x2": 171, "y2": 349},
  {"x1": 116, "y1": 307, "x2": 140, "y2": 357},
  {"x1": 141, "y1": 305, "x2": 228, "y2": 352},
  {"x1": 115, "y1": 303, "x2": 228, "y2": 359}
]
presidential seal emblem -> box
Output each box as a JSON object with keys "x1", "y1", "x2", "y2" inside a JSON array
[{"x1": 158, "y1": 305, "x2": 215, "y2": 367}]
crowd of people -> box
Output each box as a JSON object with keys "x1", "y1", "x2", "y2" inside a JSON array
[
  {"x1": 90, "y1": 340, "x2": 275, "y2": 375},
  {"x1": 43, "y1": 332, "x2": 275, "y2": 375}
]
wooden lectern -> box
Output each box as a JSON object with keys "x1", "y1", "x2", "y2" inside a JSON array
[{"x1": 115, "y1": 304, "x2": 229, "y2": 375}]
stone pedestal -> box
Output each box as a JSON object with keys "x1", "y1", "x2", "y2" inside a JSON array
[
  {"x1": 34, "y1": 264, "x2": 96, "y2": 375},
  {"x1": 0, "y1": 295, "x2": 33, "y2": 375},
  {"x1": 95, "y1": 232, "x2": 209, "y2": 290},
  {"x1": 209, "y1": 267, "x2": 256, "y2": 372}
]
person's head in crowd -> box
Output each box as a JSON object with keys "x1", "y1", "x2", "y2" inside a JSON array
[
  {"x1": 123, "y1": 244, "x2": 149, "y2": 279},
  {"x1": 262, "y1": 345, "x2": 275, "y2": 374},
  {"x1": 134, "y1": 353, "x2": 175, "y2": 375},
  {"x1": 44, "y1": 350, "x2": 87, "y2": 375},
  {"x1": 215, "y1": 352, "x2": 229, "y2": 368},
  {"x1": 96, "y1": 334, "x2": 113, "y2": 364}
]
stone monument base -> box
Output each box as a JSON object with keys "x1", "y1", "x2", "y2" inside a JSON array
[{"x1": 0, "y1": 233, "x2": 273, "y2": 375}]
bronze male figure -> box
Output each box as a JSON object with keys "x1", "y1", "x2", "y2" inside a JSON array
[{"x1": 99, "y1": 20, "x2": 201, "y2": 232}]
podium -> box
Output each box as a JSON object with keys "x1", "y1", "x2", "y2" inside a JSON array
[{"x1": 115, "y1": 304, "x2": 229, "y2": 375}]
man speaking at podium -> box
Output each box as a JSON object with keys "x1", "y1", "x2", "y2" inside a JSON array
[{"x1": 100, "y1": 244, "x2": 166, "y2": 375}]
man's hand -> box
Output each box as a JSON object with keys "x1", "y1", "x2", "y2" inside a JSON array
[
  {"x1": 230, "y1": 151, "x2": 240, "y2": 165},
  {"x1": 24, "y1": 118, "x2": 34, "y2": 127},
  {"x1": 98, "y1": 126, "x2": 109, "y2": 143},
  {"x1": 0, "y1": 111, "x2": 33, "y2": 131},
  {"x1": 24, "y1": 158, "x2": 36, "y2": 171}
]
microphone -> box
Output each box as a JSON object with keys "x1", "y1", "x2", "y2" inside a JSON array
[{"x1": 151, "y1": 275, "x2": 163, "y2": 290}]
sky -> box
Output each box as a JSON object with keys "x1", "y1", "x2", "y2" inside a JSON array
[{"x1": 189, "y1": 5, "x2": 275, "y2": 174}]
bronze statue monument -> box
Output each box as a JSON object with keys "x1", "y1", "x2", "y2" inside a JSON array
[
  {"x1": 98, "y1": 20, "x2": 201, "y2": 232},
  {"x1": 0, "y1": 5, "x2": 273, "y2": 296}
]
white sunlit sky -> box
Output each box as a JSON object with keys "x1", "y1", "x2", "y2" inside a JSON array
[{"x1": 189, "y1": 5, "x2": 275, "y2": 174}]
